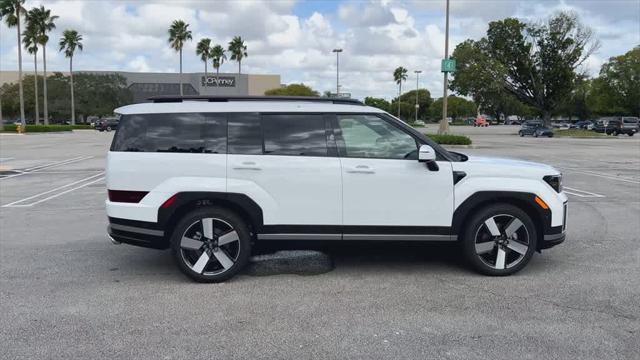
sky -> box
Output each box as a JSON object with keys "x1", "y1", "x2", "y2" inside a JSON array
[{"x1": 1, "y1": 0, "x2": 639, "y2": 100}]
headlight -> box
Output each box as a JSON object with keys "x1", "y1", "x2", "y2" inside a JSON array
[{"x1": 543, "y1": 175, "x2": 562, "y2": 193}]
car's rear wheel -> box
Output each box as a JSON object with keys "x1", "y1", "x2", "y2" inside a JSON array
[
  {"x1": 171, "y1": 207, "x2": 251, "y2": 282},
  {"x1": 106, "y1": 126, "x2": 112, "y2": 132},
  {"x1": 628, "y1": 133, "x2": 634, "y2": 137},
  {"x1": 462, "y1": 204, "x2": 537, "y2": 276}
]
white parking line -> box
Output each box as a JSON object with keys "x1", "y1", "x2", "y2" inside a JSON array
[
  {"x1": 564, "y1": 169, "x2": 640, "y2": 184},
  {"x1": 12, "y1": 177, "x2": 105, "y2": 207},
  {"x1": 564, "y1": 186, "x2": 605, "y2": 198},
  {"x1": 0, "y1": 156, "x2": 94, "y2": 180},
  {"x1": 2, "y1": 172, "x2": 105, "y2": 207}
]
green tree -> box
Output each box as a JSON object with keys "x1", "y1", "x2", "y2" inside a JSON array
[
  {"x1": 28, "y1": 5, "x2": 57, "y2": 125},
  {"x1": 22, "y1": 15, "x2": 39, "y2": 124},
  {"x1": 364, "y1": 97, "x2": 391, "y2": 112},
  {"x1": 393, "y1": 66, "x2": 408, "y2": 118},
  {"x1": 452, "y1": 12, "x2": 598, "y2": 126},
  {"x1": 1, "y1": 73, "x2": 132, "y2": 121},
  {"x1": 228, "y1": 36, "x2": 248, "y2": 74},
  {"x1": 0, "y1": 0, "x2": 26, "y2": 127},
  {"x1": 593, "y1": 46, "x2": 640, "y2": 116},
  {"x1": 58, "y1": 29, "x2": 83, "y2": 125},
  {"x1": 210, "y1": 44, "x2": 227, "y2": 92},
  {"x1": 264, "y1": 84, "x2": 319, "y2": 96},
  {"x1": 196, "y1": 38, "x2": 212, "y2": 77},
  {"x1": 398, "y1": 89, "x2": 432, "y2": 120},
  {"x1": 168, "y1": 20, "x2": 192, "y2": 96},
  {"x1": 430, "y1": 96, "x2": 477, "y2": 121}
]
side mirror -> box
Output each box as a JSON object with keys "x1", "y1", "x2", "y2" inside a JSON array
[
  {"x1": 418, "y1": 144, "x2": 436, "y2": 162},
  {"x1": 418, "y1": 144, "x2": 439, "y2": 171}
]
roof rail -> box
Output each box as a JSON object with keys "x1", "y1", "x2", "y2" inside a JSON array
[{"x1": 147, "y1": 95, "x2": 364, "y2": 105}]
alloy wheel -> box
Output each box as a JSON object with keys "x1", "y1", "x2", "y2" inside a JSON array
[
  {"x1": 474, "y1": 214, "x2": 530, "y2": 270},
  {"x1": 179, "y1": 217, "x2": 241, "y2": 276}
]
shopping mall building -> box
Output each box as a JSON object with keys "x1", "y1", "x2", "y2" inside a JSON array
[{"x1": 0, "y1": 71, "x2": 281, "y2": 103}]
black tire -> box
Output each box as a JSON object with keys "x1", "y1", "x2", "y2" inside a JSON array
[
  {"x1": 533, "y1": 132, "x2": 538, "y2": 137},
  {"x1": 106, "y1": 126, "x2": 112, "y2": 132},
  {"x1": 461, "y1": 203, "x2": 538, "y2": 276},
  {"x1": 628, "y1": 133, "x2": 634, "y2": 137},
  {"x1": 170, "y1": 207, "x2": 251, "y2": 283},
  {"x1": 519, "y1": 131, "x2": 524, "y2": 137}
]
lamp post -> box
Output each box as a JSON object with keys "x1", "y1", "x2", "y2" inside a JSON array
[
  {"x1": 438, "y1": 0, "x2": 451, "y2": 134},
  {"x1": 414, "y1": 70, "x2": 422, "y2": 123},
  {"x1": 332, "y1": 48, "x2": 343, "y2": 96}
]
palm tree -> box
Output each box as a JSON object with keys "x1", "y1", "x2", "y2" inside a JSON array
[
  {"x1": 0, "y1": 0, "x2": 26, "y2": 128},
  {"x1": 59, "y1": 29, "x2": 83, "y2": 126},
  {"x1": 22, "y1": 17, "x2": 39, "y2": 124},
  {"x1": 196, "y1": 38, "x2": 212, "y2": 79},
  {"x1": 393, "y1": 66, "x2": 408, "y2": 118},
  {"x1": 168, "y1": 20, "x2": 192, "y2": 96},
  {"x1": 29, "y1": 5, "x2": 57, "y2": 125},
  {"x1": 210, "y1": 44, "x2": 226, "y2": 92},
  {"x1": 228, "y1": 36, "x2": 247, "y2": 74}
]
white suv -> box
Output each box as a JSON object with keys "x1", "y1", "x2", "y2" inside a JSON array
[{"x1": 106, "y1": 96, "x2": 567, "y2": 282}]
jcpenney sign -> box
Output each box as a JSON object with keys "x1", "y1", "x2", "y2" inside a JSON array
[{"x1": 201, "y1": 76, "x2": 235, "y2": 87}]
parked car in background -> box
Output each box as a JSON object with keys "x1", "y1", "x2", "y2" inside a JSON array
[
  {"x1": 551, "y1": 121, "x2": 570, "y2": 129},
  {"x1": 533, "y1": 126, "x2": 554, "y2": 137},
  {"x1": 518, "y1": 121, "x2": 543, "y2": 136},
  {"x1": 621, "y1": 117, "x2": 639, "y2": 136},
  {"x1": 504, "y1": 119, "x2": 522, "y2": 125},
  {"x1": 572, "y1": 120, "x2": 594, "y2": 130},
  {"x1": 96, "y1": 117, "x2": 119, "y2": 132},
  {"x1": 474, "y1": 116, "x2": 489, "y2": 127},
  {"x1": 594, "y1": 118, "x2": 637, "y2": 136}
]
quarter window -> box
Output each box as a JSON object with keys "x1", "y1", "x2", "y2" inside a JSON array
[
  {"x1": 336, "y1": 114, "x2": 417, "y2": 159},
  {"x1": 110, "y1": 113, "x2": 226, "y2": 153},
  {"x1": 262, "y1": 114, "x2": 328, "y2": 156}
]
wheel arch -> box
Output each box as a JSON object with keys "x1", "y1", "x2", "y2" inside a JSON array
[
  {"x1": 452, "y1": 191, "x2": 550, "y2": 247},
  {"x1": 158, "y1": 192, "x2": 264, "y2": 240}
]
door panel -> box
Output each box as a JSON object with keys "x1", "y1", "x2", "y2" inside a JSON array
[
  {"x1": 341, "y1": 158, "x2": 453, "y2": 226},
  {"x1": 336, "y1": 114, "x2": 454, "y2": 227}
]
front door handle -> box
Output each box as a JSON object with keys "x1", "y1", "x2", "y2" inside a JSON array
[
  {"x1": 233, "y1": 161, "x2": 261, "y2": 171},
  {"x1": 346, "y1": 165, "x2": 375, "y2": 174}
]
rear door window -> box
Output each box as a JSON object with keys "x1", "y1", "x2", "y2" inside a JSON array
[
  {"x1": 111, "y1": 113, "x2": 227, "y2": 153},
  {"x1": 262, "y1": 114, "x2": 328, "y2": 156}
]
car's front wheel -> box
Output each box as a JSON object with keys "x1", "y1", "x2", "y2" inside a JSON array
[
  {"x1": 462, "y1": 204, "x2": 538, "y2": 276},
  {"x1": 171, "y1": 207, "x2": 251, "y2": 282},
  {"x1": 519, "y1": 131, "x2": 524, "y2": 137}
]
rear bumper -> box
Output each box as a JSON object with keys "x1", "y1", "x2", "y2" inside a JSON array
[{"x1": 107, "y1": 217, "x2": 169, "y2": 250}]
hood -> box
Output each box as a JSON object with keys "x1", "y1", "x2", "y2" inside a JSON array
[{"x1": 453, "y1": 155, "x2": 560, "y2": 179}]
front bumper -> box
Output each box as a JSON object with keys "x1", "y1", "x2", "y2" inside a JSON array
[{"x1": 540, "y1": 201, "x2": 567, "y2": 250}]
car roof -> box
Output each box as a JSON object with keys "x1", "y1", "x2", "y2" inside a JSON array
[{"x1": 115, "y1": 99, "x2": 385, "y2": 115}]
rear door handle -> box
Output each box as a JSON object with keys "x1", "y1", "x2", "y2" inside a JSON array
[
  {"x1": 346, "y1": 165, "x2": 375, "y2": 174},
  {"x1": 233, "y1": 161, "x2": 261, "y2": 171}
]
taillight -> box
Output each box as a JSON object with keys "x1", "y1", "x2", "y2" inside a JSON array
[{"x1": 108, "y1": 190, "x2": 148, "y2": 203}]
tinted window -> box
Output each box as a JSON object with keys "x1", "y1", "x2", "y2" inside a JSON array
[
  {"x1": 111, "y1": 113, "x2": 226, "y2": 153},
  {"x1": 228, "y1": 113, "x2": 262, "y2": 154},
  {"x1": 262, "y1": 114, "x2": 327, "y2": 156},
  {"x1": 336, "y1": 114, "x2": 417, "y2": 159}
]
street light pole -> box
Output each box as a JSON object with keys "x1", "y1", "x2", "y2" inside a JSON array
[
  {"x1": 414, "y1": 70, "x2": 422, "y2": 123},
  {"x1": 439, "y1": 0, "x2": 451, "y2": 134},
  {"x1": 332, "y1": 48, "x2": 343, "y2": 96}
]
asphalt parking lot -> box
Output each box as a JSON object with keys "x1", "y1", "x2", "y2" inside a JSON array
[{"x1": 1, "y1": 128, "x2": 639, "y2": 359}]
